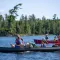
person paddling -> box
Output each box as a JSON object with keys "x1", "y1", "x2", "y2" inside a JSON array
[
  {"x1": 45, "y1": 34, "x2": 48, "y2": 40},
  {"x1": 41, "y1": 39, "x2": 46, "y2": 47},
  {"x1": 15, "y1": 34, "x2": 24, "y2": 48},
  {"x1": 11, "y1": 34, "x2": 24, "y2": 48},
  {"x1": 45, "y1": 34, "x2": 48, "y2": 44}
]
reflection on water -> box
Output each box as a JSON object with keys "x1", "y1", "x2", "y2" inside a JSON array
[{"x1": 0, "y1": 52, "x2": 60, "y2": 60}]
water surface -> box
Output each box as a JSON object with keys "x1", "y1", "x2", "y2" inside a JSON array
[{"x1": 0, "y1": 35, "x2": 60, "y2": 60}]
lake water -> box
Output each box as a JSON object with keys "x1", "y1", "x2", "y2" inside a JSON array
[{"x1": 0, "y1": 35, "x2": 60, "y2": 60}]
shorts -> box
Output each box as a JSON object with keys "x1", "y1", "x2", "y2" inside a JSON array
[{"x1": 15, "y1": 45, "x2": 20, "y2": 48}]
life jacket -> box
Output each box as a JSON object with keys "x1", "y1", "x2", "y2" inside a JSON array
[
  {"x1": 15, "y1": 38, "x2": 20, "y2": 45},
  {"x1": 45, "y1": 36, "x2": 48, "y2": 40}
]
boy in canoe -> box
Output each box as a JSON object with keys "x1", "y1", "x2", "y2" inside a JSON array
[
  {"x1": 41, "y1": 39, "x2": 46, "y2": 47},
  {"x1": 45, "y1": 34, "x2": 48, "y2": 44},
  {"x1": 45, "y1": 34, "x2": 48, "y2": 40},
  {"x1": 11, "y1": 34, "x2": 24, "y2": 48}
]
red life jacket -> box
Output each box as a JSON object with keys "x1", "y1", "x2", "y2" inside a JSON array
[{"x1": 15, "y1": 38, "x2": 20, "y2": 45}]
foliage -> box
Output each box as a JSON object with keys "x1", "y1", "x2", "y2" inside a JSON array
[{"x1": 0, "y1": 4, "x2": 60, "y2": 36}]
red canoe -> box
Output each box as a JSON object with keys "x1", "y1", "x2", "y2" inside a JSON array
[
  {"x1": 55, "y1": 43, "x2": 60, "y2": 45},
  {"x1": 34, "y1": 39, "x2": 59, "y2": 44}
]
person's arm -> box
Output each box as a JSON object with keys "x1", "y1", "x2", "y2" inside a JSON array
[
  {"x1": 20, "y1": 38, "x2": 24, "y2": 44},
  {"x1": 21, "y1": 38, "x2": 23, "y2": 41}
]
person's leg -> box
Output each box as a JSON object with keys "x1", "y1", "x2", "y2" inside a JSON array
[
  {"x1": 11, "y1": 44, "x2": 15, "y2": 48},
  {"x1": 20, "y1": 44, "x2": 24, "y2": 48}
]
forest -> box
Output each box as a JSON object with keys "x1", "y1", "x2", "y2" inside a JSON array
[{"x1": 0, "y1": 3, "x2": 60, "y2": 36}]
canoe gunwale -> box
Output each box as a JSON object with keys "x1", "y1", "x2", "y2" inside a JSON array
[{"x1": 0, "y1": 47, "x2": 60, "y2": 53}]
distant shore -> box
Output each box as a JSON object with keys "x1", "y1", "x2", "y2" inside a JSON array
[{"x1": 0, "y1": 34, "x2": 56, "y2": 37}]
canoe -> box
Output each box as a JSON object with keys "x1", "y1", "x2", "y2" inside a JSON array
[
  {"x1": 34, "y1": 39, "x2": 59, "y2": 44},
  {"x1": 0, "y1": 47, "x2": 60, "y2": 52}
]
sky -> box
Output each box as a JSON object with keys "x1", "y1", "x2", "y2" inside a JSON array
[{"x1": 0, "y1": 0, "x2": 60, "y2": 19}]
